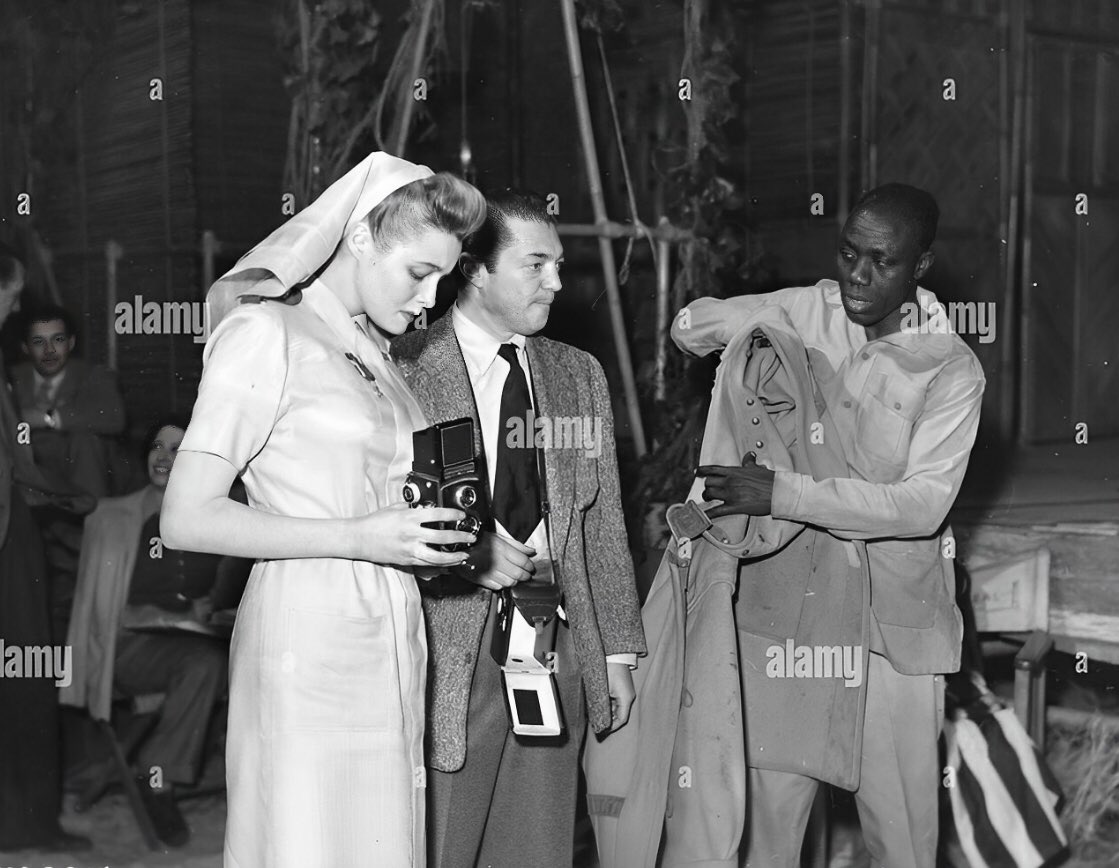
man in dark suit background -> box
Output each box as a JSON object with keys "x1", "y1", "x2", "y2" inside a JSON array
[
  {"x1": 11, "y1": 302, "x2": 125, "y2": 498},
  {"x1": 0, "y1": 243, "x2": 92, "y2": 852},
  {"x1": 392, "y1": 191, "x2": 645, "y2": 868}
]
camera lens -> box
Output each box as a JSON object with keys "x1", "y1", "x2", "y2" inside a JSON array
[
  {"x1": 459, "y1": 515, "x2": 481, "y2": 535},
  {"x1": 458, "y1": 486, "x2": 478, "y2": 508}
]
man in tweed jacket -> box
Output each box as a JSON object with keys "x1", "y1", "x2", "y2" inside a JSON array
[{"x1": 392, "y1": 191, "x2": 645, "y2": 868}]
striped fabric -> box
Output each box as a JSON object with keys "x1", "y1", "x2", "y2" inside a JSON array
[{"x1": 944, "y1": 696, "x2": 1068, "y2": 867}]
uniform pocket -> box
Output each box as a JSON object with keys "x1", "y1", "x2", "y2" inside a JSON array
[
  {"x1": 853, "y1": 372, "x2": 924, "y2": 477},
  {"x1": 278, "y1": 608, "x2": 399, "y2": 732}
]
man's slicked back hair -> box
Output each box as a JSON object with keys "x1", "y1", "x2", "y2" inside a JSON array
[
  {"x1": 851, "y1": 182, "x2": 940, "y2": 252},
  {"x1": 22, "y1": 302, "x2": 77, "y2": 341},
  {"x1": 463, "y1": 190, "x2": 556, "y2": 273}
]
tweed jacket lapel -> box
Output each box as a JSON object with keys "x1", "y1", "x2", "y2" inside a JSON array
[
  {"x1": 525, "y1": 337, "x2": 575, "y2": 563},
  {"x1": 403, "y1": 316, "x2": 578, "y2": 562},
  {"x1": 409, "y1": 314, "x2": 483, "y2": 455}
]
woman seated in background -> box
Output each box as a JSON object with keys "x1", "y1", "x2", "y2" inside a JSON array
[{"x1": 62, "y1": 415, "x2": 231, "y2": 848}]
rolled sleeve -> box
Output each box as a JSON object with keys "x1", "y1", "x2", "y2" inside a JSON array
[{"x1": 178, "y1": 305, "x2": 289, "y2": 473}]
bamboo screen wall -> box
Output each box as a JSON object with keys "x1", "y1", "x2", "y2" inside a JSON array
[
  {"x1": 739, "y1": 0, "x2": 1119, "y2": 444},
  {"x1": 40, "y1": 0, "x2": 198, "y2": 429},
  {"x1": 866, "y1": 0, "x2": 1008, "y2": 436},
  {"x1": 34, "y1": 0, "x2": 289, "y2": 432},
  {"x1": 1021, "y1": 13, "x2": 1119, "y2": 442}
]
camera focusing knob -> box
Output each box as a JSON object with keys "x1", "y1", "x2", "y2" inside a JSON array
[{"x1": 402, "y1": 482, "x2": 422, "y2": 504}]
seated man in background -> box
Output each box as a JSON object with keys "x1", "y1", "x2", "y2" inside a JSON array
[
  {"x1": 12, "y1": 303, "x2": 127, "y2": 640},
  {"x1": 11, "y1": 303, "x2": 125, "y2": 498},
  {"x1": 62, "y1": 415, "x2": 229, "y2": 848}
]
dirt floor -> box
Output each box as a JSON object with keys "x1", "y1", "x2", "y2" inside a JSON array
[{"x1": 1, "y1": 784, "x2": 1115, "y2": 868}]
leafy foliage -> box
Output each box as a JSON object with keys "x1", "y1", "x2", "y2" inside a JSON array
[
  {"x1": 275, "y1": 0, "x2": 446, "y2": 205},
  {"x1": 626, "y1": 0, "x2": 768, "y2": 533}
]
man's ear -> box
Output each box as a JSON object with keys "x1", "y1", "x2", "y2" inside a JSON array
[
  {"x1": 459, "y1": 253, "x2": 486, "y2": 290},
  {"x1": 66, "y1": 335, "x2": 76, "y2": 353},
  {"x1": 914, "y1": 250, "x2": 934, "y2": 282}
]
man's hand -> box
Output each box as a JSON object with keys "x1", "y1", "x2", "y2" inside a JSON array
[
  {"x1": 453, "y1": 532, "x2": 536, "y2": 591},
  {"x1": 606, "y1": 662, "x2": 635, "y2": 731},
  {"x1": 697, "y1": 452, "x2": 776, "y2": 518}
]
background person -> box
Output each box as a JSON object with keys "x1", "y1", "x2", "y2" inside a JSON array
[
  {"x1": 11, "y1": 303, "x2": 126, "y2": 498},
  {"x1": 0, "y1": 242, "x2": 93, "y2": 853},
  {"x1": 62, "y1": 414, "x2": 229, "y2": 847},
  {"x1": 160, "y1": 152, "x2": 486, "y2": 868}
]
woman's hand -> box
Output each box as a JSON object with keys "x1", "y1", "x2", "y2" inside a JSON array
[{"x1": 354, "y1": 503, "x2": 476, "y2": 568}]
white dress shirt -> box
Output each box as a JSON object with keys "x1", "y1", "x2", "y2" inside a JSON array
[{"x1": 452, "y1": 304, "x2": 636, "y2": 669}]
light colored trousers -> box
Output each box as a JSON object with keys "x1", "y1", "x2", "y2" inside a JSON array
[{"x1": 743, "y1": 653, "x2": 946, "y2": 868}]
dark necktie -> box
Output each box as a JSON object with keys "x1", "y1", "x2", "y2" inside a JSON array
[{"x1": 492, "y1": 343, "x2": 542, "y2": 542}]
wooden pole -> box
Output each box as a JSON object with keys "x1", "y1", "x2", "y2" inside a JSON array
[
  {"x1": 556, "y1": 221, "x2": 691, "y2": 242},
  {"x1": 1017, "y1": 39, "x2": 1035, "y2": 442},
  {"x1": 654, "y1": 220, "x2": 671, "y2": 403},
  {"x1": 1001, "y1": 0, "x2": 1027, "y2": 443},
  {"x1": 393, "y1": 0, "x2": 436, "y2": 158},
  {"x1": 837, "y1": 0, "x2": 852, "y2": 224},
  {"x1": 201, "y1": 230, "x2": 218, "y2": 296},
  {"x1": 861, "y1": 0, "x2": 882, "y2": 191},
  {"x1": 106, "y1": 240, "x2": 123, "y2": 372},
  {"x1": 558, "y1": 0, "x2": 646, "y2": 457}
]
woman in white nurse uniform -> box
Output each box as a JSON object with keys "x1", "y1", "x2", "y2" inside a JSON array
[{"x1": 161, "y1": 153, "x2": 486, "y2": 868}]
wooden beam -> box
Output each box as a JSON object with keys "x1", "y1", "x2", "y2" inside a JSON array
[
  {"x1": 393, "y1": 0, "x2": 436, "y2": 158},
  {"x1": 556, "y1": 221, "x2": 691, "y2": 242},
  {"x1": 559, "y1": 0, "x2": 647, "y2": 456}
]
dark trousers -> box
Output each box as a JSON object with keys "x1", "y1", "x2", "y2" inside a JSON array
[
  {"x1": 113, "y1": 631, "x2": 228, "y2": 785},
  {"x1": 0, "y1": 489, "x2": 64, "y2": 849},
  {"x1": 428, "y1": 596, "x2": 587, "y2": 868}
]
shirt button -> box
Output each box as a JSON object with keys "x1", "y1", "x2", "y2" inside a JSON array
[
  {"x1": 843, "y1": 400, "x2": 852, "y2": 408},
  {"x1": 746, "y1": 398, "x2": 755, "y2": 406},
  {"x1": 861, "y1": 352, "x2": 869, "y2": 360},
  {"x1": 894, "y1": 401, "x2": 902, "y2": 410},
  {"x1": 755, "y1": 440, "x2": 764, "y2": 448},
  {"x1": 751, "y1": 417, "x2": 760, "y2": 425}
]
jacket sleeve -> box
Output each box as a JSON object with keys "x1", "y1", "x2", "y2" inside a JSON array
[
  {"x1": 771, "y1": 358, "x2": 984, "y2": 539},
  {"x1": 582, "y1": 356, "x2": 646, "y2": 658},
  {"x1": 58, "y1": 366, "x2": 126, "y2": 435}
]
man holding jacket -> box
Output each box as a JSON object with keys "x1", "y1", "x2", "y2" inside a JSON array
[
  {"x1": 393, "y1": 190, "x2": 645, "y2": 868},
  {"x1": 674, "y1": 183, "x2": 984, "y2": 868}
]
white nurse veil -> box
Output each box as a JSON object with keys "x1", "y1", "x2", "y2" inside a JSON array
[{"x1": 206, "y1": 151, "x2": 433, "y2": 328}]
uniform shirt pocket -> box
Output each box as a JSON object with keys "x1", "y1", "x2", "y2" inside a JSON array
[
  {"x1": 278, "y1": 608, "x2": 399, "y2": 732},
  {"x1": 853, "y1": 371, "x2": 925, "y2": 477}
]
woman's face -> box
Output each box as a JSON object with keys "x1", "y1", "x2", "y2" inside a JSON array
[
  {"x1": 147, "y1": 425, "x2": 185, "y2": 490},
  {"x1": 357, "y1": 227, "x2": 462, "y2": 336}
]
